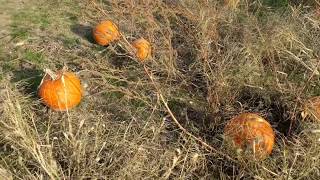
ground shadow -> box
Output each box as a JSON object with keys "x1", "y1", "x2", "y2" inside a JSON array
[
  {"x1": 161, "y1": 89, "x2": 298, "y2": 178},
  {"x1": 164, "y1": 86, "x2": 301, "y2": 150},
  {"x1": 70, "y1": 24, "x2": 95, "y2": 44},
  {"x1": 163, "y1": 100, "x2": 256, "y2": 178},
  {"x1": 289, "y1": 0, "x2": 316, "y2": 6},
  {"x1": 108, "y1": 53, "x2": 134, "y2": 68},
  {"x1": 70, "y1": 24, "x2": 136, "y2": 68},
  {"x1": 236, "y1": 87, "x2": 300, "y2": 137},
  {"x1": 11, "y1": 67, "x2": 43, "y2": 97},
  {"x1": 163, "y1": 99, "x2": 225, "y2": 148}
]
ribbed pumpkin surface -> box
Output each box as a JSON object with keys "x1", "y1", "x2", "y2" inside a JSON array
[
  {"x1": 132, "y1": 38, "x2": 151, "y2": 61},
  {"x1": 38, "y1": 70, "x2": 83, "y2": 111},
  {"x1": 224, "y1": 113, "x2": 275, "y2": 159},
  {"x1": 93, "y1": 20, "x2": 120, "y2": 46}
]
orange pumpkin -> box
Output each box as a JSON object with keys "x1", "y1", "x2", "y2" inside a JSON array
[
  {"x1": 224, "y1": 113, "x2": 275, "y2": 159},
  {"x1": 132, "y1": 38, "x2": 151, "y2": 61},
  {"x1": 38, "y1": 68, "x2": 83, "y2": 111},
  {"x1": 301, "y1": 96, "x2": 320, "y2": 121},
  {"x1": 93, "y1": 20, "x2": 120, "y2": 46}
]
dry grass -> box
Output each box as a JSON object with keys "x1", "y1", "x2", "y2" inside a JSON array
[{"x1": 1, "y1": 0, "x2": 320, "y2": 179}]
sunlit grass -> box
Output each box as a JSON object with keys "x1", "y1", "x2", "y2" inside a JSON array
[{"x1": 0, "y1": 0, "x2": 320, "y2": 179}]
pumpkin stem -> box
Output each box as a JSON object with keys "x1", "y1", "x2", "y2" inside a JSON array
[
  {"x1": 62, "y1": 65, "x2": 68, "y2": 72},
  {"x1": 119, "y1": 32, "x2": 136, "y2": 56},
  {"x1": 44, "y1": 68, "x2": 58, "y2": 80}
]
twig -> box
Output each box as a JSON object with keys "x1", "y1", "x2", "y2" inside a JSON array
[
  {"x1": 284, "y1": 50, "x2": 319, "y2": 75},
  {"x1": 90, "y1": 0, "x2": 108, "y2": 17},
  {"x1": 44, "y1": 68, "x2": 57, "y2": 80},
  {"x1": 289, "y1": 58, "x2": 320, "y2": 134},
  {"x1": 0, "y1": 34, "x2": 9, "y2": 39},
  {"x1": 143, "y1": 65, "x2": 235, "y2": 162}
]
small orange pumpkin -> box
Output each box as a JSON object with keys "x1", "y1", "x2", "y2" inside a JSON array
[
  {"x1": 93, "y1": 20, "x2": 120, "y2": 46},
  {"x1": 301, "y1": 96, "x2": 320, "y2": 121},
  {"x1": 224, "y1": 113, "x2": 275, "y2": 159},
  {"x1": 132, "y1": 38, "x2": 151, "y2": 61},
  {"x1": 38, "y1": 68, "x2": 83, "y2": 111}
]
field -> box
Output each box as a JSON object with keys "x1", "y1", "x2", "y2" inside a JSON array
[{"x1": 1, "y1": 0, "x2": 320, "y2": 179}]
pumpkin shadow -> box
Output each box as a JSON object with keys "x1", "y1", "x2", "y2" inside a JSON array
[
  {"x1": 108, "y1": 50, "x2": 137, "y2": 69},
  {"x1": 236, "y1": 87, "x2": 300, "y2": 137},
  {"x1": 163, "y1": 100, "x2": 253, "y2": 178},
  {"x1": 70, "y1": 24, "x2": 135, "y2": 68},
  {"x1": 11, "y1": 67, "x2": 43, "y2": 97},
  {"x1": 164, "y1": 99, "x2": 225, "y2": 148},
  {"x1": 70, "y1": 24, "x2": 95, "y2": 44},
  {"x1": 163, "y1": 86, "x2": 301, "y2": 148}
]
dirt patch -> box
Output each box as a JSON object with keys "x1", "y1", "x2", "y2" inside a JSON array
[{"x1": 0, "y1": 0, "x2": 28, "y2": 39}]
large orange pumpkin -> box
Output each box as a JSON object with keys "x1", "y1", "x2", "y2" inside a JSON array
[
  {"x1": 132, "y1": 38, "x2": 151, "y2": 61},
  {"x1": 38, "y1": 68, "x2": 83, "y2": 111},
  {"x1": 93, "y1": 20, "x2": 120, "y2": 46},
  {"x1": 224, "y1": 113, "x2": 275, "y2": 159},
  {"x1": 301, "y1": 96, "x2": 320, "y2": 121}
]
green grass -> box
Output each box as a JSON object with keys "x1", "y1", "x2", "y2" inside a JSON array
[
  {"x1": 61, "y1": 35, "x2": 81, "y2": 48},
  {"x1": 10, "y1": 26, "x2": 30, "y2": 39},
  {"x1": 103, "y1": 91, "x2": 125, "y2": 100},
  {"x1": 9, "y1": 4, "x2": 51, "y2": 40},
  {"x1": 24, "y1": 50, "x2": 45, "y2": 64},
  {"x1": 1, "y1": 0, "x2": 320, "y2": 179},
  {"x1": 2, "y1": 62, "x2": 15, "y2": 73},
  {"x1": 263, "y1": 0, "x2": 289, "y2": 8}
]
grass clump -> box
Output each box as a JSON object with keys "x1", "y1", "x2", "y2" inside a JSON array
[{"x1": 24, "y1": 50, "x2": 45, "y2": 64}]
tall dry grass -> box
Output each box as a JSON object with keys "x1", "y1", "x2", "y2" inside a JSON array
[{"x1": 0, "y1": 0, "x2": 320, "y2": 179}]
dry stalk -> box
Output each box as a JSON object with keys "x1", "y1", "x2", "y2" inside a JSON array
[
  {"x1": 290, "y1": 58, "x2": 320, "y2": 134},
  {"x1": 143, "y1": 65, "x2": 235, "y2": 162}
]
